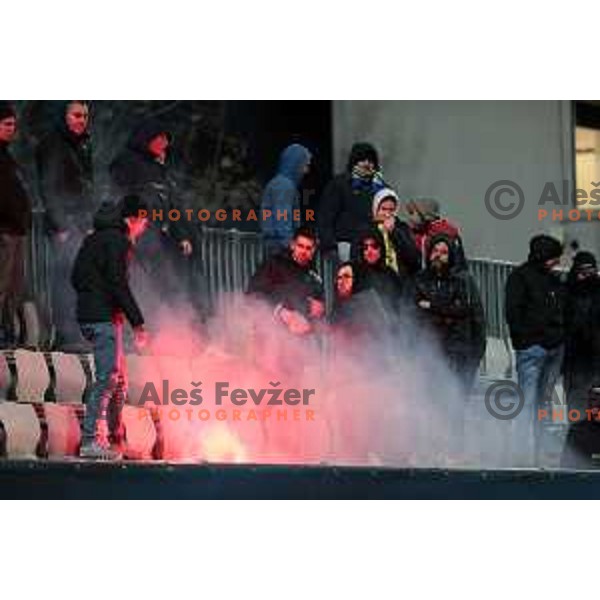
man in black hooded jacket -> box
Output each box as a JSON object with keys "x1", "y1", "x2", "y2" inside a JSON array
[
  {"x1": 71, "y1": 195, "x2": 149, "y2": 460},
  {"x1": 36, "y1": 101, "x2": 95, "y2": 350},
  {"x1": 505, "y1": 234, "x2": 565, "y2": 464},
  {"x1": 318, "y1": 142, "x2": 387, "y2": 261},
  {"x1": 110, "y1": 121, "x2": 195, "y2": 320}
]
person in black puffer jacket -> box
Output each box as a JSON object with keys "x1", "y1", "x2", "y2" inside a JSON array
[
  {"x1": 505, "y1": 234, "x2": 565, "y2": 465},
  {"x1": 563, "y1": 251, "x2": 600, "y2": 418}
]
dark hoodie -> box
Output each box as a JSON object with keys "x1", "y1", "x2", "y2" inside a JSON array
[
  {"x1": 260, "y1": 144, "x2": 312, "y2": 250},
  {"x1": 35, "y1": 101, "x2": 94, "y2": 233},
  {"x1": 415, "y1": 233, "x2": 486, "y2": 363},
  {"x1": 318, "y1": 143, "x2": 386, "y2": 252},
  {"x1": 71, "y1": 202, "x2": 144, "y2": 327},
  {"x1": 505, "y1": 235, "x2": 565, "y2": 351},
  {"x1": 354, "y1": 227, "x2": 406, "y2": 308},
  {"x1": 110, "y1": 121, "x2": 188, "y2": 243}
]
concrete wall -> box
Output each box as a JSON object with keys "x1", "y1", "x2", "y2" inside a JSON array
[{"x1": 333, "y1": 101, "x2": 578, "y2": 263}]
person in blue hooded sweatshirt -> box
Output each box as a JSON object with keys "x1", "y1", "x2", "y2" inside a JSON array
[{"x1": 260, "y1": 143, "x2": 312, "y2": 254}]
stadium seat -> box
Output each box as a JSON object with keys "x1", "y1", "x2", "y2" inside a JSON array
[
  {"x1": 13, "y1": 350, "x2": 50, "y2": 403},
  {"x1": 42, "y1": 403, "x2": 81, "y2": 458},
  {"x1": 0, "y1": 402, "x2": 41, "y2": 458},
  {"x1": 50, "y1": 352, "x2": 87, "y2": 404}
]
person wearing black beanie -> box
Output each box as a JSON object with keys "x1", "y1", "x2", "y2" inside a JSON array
[
  {"x1": 564, "y1": 250, "x2": 600, "y2": 418},
  {"x1": 71, "y1": 195, "x2": 149, "y2": 460},
  {"x1": 0, "y1": 102, "x2": 32, "y2": 348},
  {"x1": 505, "y1": 234, "x2": 566, "y2": 466}
]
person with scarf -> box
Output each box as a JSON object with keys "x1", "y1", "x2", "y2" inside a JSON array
[
  {"x1": 318, "y1": 142, "x2": 387, "y2": 261},
  {"x1": 371, "y1": 187, "x2": 420, "y2": 277}
]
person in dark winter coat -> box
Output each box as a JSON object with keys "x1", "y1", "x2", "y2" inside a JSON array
[
  {"x1": 71, "y1": 195, "x2": 149, "y2": 460},
  {"x1": 35, "y1": 101, "x2": 95, "y2": 349},
  {"x1": 247, "y1": 227, "x2": 324, "y2": 336},
  {"x1": 505, "y1": 234, "x2": 565, "y2": 464},
  {"x1": 110, "y1": 120, "x2": 193, "y2": 255},
  {"x1": 260, "y1": 143, "x2": 312, "y2": 253},
  {"x1": 110, "y1": 121, "x2": 195, "y2": 321},
  {"x1": 371, "y1": 187, "x2": 420, "y2": 277},
  {"x1": 354, "y1": 227, "x2": 407, "y2": 313},
  {"x1": 563, "y1": 251, "x2": 600, "y2": 417},
  {"x1": 561, "y1": 385, "x2": 600, "y2": 469},
  {"x1": 36, "y1": 101, "x2": 94, "y2": 234},
  {"x1": 414, "y1": 232, "x2": 486, "y2": 389},
  {"x1": 318, "y1": 142, "x2": 387, "y2": 261},
  {"x1": 330, "y1": 260, "x2": 398, "y2": 351},
  {"x1": 0, "y1": 102, "x2": 32, "y2": 348}
]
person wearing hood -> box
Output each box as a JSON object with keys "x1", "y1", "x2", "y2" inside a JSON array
[
  {"x1": 563, "y1": 251, "x2": 600, "y2": 418},
  {"x1": 71, "y1": 195, "x2": 149, "y2": 460},
  {"x1": 404, "y1": 197, "x2": 467, "y2": 270},
  {"x1": 415, "y1": 232, "x2": 486, "y2": 389},
  {"x1": 0, "y1": 102, "x2": 32, "y2": 348},
  {"x1": 35, "y1": 101, "x2": 95, "y2": 350},
  {"x1": 260, "y1": 143, "x2": 311, "y2": 253},
  {"x1": 110, "y1": 120, "x2": 192, "y2": 254},
  {"x1": 318, "y1": 142, "x2": 387, "y2": 261},
  {"x1": 110, "y1": 121, "x2": 195, "y2": 319},
  {"x1": 354, "y1": 226, "x2": 406, "y2": 312},
  {"x1": 505, "y1": 234, "x2": 565, "y2": 464},
  {"x1": 371, "y1": 187, "x2": 420, "y2": 277}
]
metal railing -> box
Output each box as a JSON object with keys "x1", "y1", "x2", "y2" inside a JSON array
[{"x1": 24, "y1": 214, "x2": 516, "y2": 372}]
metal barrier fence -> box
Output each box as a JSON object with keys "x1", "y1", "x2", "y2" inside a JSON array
[{"x1": 24, "y1": 214, "x2": 516, "y2": 373}]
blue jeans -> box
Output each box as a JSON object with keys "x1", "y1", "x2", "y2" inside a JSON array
[
  {"x1": 515, "y1": 344, "x2": 564, "y2": 464},
  {"x1": 80, "y1": 322, "x2": 125, "y2": 445}
]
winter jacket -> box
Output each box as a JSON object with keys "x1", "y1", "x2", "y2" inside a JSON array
[
  {"x1": 71, "y1": 202, "x2": 144, "y2": 328},
  {"x1": 35, "y1": 119, "x2": 94, "y2": 233},
  {"x1": 318, "y1": 143, "x2": 387, "y2": 251},
  {"x1": 563, "y1": 273, "x2": 600, "y2": 399},
  {"x1": 260, "y1": 144, "x2": 311, "y2": 250},
  {"x1": 354, "y1": 227, "x2": 409, "y2": 310},
  {"x1": 0, "y1": 141, "x2": 32, "y2": 235},
  {"x1": 110, "y1": 121, "x2": 189, "y2": 243},
  {"x1": 246, "y1": 249, "x2": 323, "y2": 318},
  {"x1": 415, "y1": 233, "x2": 486, "y2": 361},
  {"x1": 505, "y1": 260, "x2": 565, "y2": 351}
]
